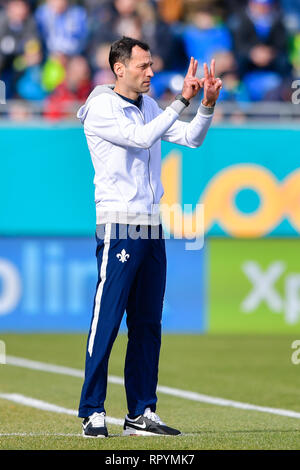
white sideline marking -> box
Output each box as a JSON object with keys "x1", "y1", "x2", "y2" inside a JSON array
[
  {"x1": 0, "y1": 433, "x2": 82, "y2": 437},
  {"x1": 6, "y1": 355, "x2": 300, "y2": 420},
  {"x1": 0, "y1": 393, "x2": 123, "y2": 426},
  {"x1": 6, "y1": 355, "x2": 122, "y2": 384}
]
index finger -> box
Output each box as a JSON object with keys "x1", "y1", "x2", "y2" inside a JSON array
[
  {"x1": 193, "y1": 59, "x2": 198, "y2": 77},
  {"x1": 210, "y1": 58, "x2": 215, "y2": 79},
  {"x1": 203, "y1": 62, "x2": 209, "y2": 80},
  {"x1": 187, "y1": 57, "x2": 195, "y2": 76}
]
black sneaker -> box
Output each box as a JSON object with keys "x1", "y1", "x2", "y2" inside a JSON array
[
  {"x1": 123, "y1": 407, "x2": 181, "y2": 436},
  {"x1": 82, "y1": 411, "x2": 108, "y2": 438}
]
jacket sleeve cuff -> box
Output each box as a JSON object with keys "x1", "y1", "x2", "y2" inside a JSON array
[
  {"x1": 169, "y1": 99, "x2": 187, "y2": 115},
  {"x1": 199, "y1": 102, "x2": 215, "y2": 116}
]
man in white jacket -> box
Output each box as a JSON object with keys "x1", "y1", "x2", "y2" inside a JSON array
[{"x1": 78, "y1": 36, "x2": 222, "y2": 438}]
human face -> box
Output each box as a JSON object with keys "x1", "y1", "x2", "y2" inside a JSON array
[
  {"x1": 249, "y1": 0, "x2": 272, "y2": 16},
  {"x1": 114, "y1": 46, "x2": 154, "y2": 99},
  {"x1": 48, "y1": 0, "x2": 68, "y2": 15},
  {"x1": 7, "y1": 0, "x2": 29, "y2": 23}
]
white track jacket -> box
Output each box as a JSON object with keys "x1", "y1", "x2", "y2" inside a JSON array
[{"x1": 77, "y1": 85, "x2": 214, "y2": 225}]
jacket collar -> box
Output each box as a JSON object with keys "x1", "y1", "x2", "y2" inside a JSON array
[{"x1": 87, "y1": 84, "x2": 143, "y2": 109}]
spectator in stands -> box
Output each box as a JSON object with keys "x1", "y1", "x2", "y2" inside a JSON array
[
  {"x1": 157, "y1": 0, "x2": 183, "y2": 24},
  {"x1": 213, "y1": 51, "x2": 250, "y2": 103},
  {"x1": 40, "y1": 52, "x2": 67, "y2": 92},
  {"x1": 86, "y1": 0, "x2": 179, "y2": 98},
  {"x1": 15, "y1": 38, "x2": 48, "y2": 100},
  {"x1": 279, "y1": 0, "x2": 300, "y2": 33},
  {"x1": 279, "y1": 0, "x2": 300, "y2": 77},
  {"x1": 181, "y1": 4, "x2": 233, "y2": 68},
  {"x1": 229, "y1": 0, "x2": 291, "y2": 100},
  {"x1": 43, "y1": 54, "x2": 92, "y2": 120},
  {"x1": 34, "y1": 0, "x2": 88, "y2": 56},
  {"x1": 135, "y1": 0, "x2": 175, "y2": 72},
  {"x1": 0, "y1": 0, "x2": 39, "y2": 98},
  {"x1": 87, "y1": 0, "x2": 138, "y2": 45},
  {"x1": 91, "y1": 42, "x2": 115, "y2": 86},
  {"x1": 87, "y1": 0, "x2": 175, "y2": 72}
]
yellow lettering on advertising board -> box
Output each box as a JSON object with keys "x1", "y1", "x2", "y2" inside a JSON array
[{"x1": 161, "y1": 152, "x2": 299, "y2": 238}]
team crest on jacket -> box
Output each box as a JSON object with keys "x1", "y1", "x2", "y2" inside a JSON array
[{"x1": 116, "y1": 249, "x2": 130, "y2": 263}]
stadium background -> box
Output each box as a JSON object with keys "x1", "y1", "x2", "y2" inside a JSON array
[{"x1": 1, "y1": 0, "x2": 300, "y2": 451}]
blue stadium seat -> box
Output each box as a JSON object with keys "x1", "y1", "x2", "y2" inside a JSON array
[{"x1": 243, "y1": 70, "x2": 282, "y2": 101}]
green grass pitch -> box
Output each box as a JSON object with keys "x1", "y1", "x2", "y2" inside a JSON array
[{"x1": 0, "y1": 333, "x2": 300, "y2": 450}]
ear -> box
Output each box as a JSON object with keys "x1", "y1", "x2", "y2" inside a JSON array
[{"x1": 114, "y1": 61, "x2": 125, "y2": 79}]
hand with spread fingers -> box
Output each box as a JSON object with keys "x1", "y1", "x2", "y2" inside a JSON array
[
  {"x1": 181, "y1": 57, "x2": 222, "y2": 107},
  {"x1": 181, "y1": 57, "x2": 202, "y2": 101},
  {"x1": 200, "y1": 59, "x2": 223, "y2": 107}
]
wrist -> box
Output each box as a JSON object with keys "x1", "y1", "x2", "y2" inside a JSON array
[
  {"x1": 175, "y1": 94, "x2": 190, "y2": 107},
  {"x1": 202, "y1": 98, "x2": 216, "y2": 108},
  {"x1": 199, "y1": 101, "x2": 215, "y2": 116}
]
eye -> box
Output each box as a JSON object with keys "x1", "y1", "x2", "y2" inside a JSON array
[{"x1": 139, "y1": 63, "x2": 153, "y2": 69}]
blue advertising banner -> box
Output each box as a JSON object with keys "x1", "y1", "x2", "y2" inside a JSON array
[{"x1": 0, "y1": 237, "x2": 206, "y2": 333}]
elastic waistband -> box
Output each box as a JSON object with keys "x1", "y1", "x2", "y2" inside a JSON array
[{"x1": 96, "y1": 210, "x2": 161, "y2": 226}]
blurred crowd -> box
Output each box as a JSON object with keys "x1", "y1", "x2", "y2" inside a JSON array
[{"x1": 0, "y1": 0, "x2": 299, "y2": 121}]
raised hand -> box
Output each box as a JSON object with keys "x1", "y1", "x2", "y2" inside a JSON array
[
  {"x1": 200, "y1": 59, "x2": 222, "y2": 107},
  {"x1": 181, "y1": 57, "x2": 202, "y2": 101}
]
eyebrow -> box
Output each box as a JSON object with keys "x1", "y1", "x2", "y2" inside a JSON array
[{"x1": 138, "y1": 61, "x2": 154, "y2": 67}]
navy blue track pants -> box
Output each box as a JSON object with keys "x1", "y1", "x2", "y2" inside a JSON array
[{"x1": 78, "y1": 223, "x2": 166, "y2": 418}]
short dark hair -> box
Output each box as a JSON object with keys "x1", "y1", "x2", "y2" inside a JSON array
[{"x1": 109, "y1": 36, "x2": 150, "y2": 76}]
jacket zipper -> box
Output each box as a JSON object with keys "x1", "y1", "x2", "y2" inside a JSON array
[{"x1": 137, "y1": 104, "x2": 155, "y2": 212}]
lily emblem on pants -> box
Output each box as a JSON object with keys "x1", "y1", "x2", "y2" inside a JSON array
[{"x1": 117, "y1": 249, "x2": 130, "y2": 263}]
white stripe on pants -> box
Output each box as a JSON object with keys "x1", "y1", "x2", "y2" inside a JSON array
[{"x1": 88, "y1": 223, "x2": 112, "y2": 357}]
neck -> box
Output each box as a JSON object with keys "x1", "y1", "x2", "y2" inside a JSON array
[{"x1": 114, "y1": 82, "x2": 140, "y2": 101}]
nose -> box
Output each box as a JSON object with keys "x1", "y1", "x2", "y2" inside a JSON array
[{"x1": 147, "y1": 66, "x2": 154, "y2": 78}]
